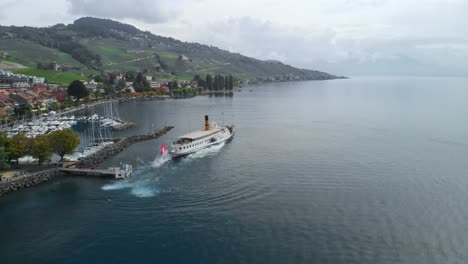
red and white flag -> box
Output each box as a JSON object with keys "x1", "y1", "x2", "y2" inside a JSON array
[{"x1": 160, "y1": 144, "x2": 167, "y2": 156}]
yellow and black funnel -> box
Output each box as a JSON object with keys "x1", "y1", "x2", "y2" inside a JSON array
[{"x1": 205, "y1": 115, "x2": 210, "y2": 130}]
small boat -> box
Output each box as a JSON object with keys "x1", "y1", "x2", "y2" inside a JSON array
[{"x1": 170, "y1": 115, "x2": 234, "y2": 158}]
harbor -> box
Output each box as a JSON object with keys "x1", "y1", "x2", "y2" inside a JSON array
[{"x1": 0, "y1": 126, "x2": 174, "y2": 196}]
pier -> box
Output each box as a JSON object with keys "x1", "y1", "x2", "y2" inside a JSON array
[
  {"x1": 60, "y1": 164, "x2": 133, "y2": 179},
  {"x1": 65, "y1": 126, "x2": 174, "y2": 178}
]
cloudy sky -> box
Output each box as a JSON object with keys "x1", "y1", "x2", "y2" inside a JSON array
[{"x1": 0, "y1": 0, "x2": 467, "y2": 76}]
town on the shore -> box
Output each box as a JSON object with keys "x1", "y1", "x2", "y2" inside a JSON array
[{"x1": 0, "y1": 64, "x2": 241, "y2": 123}]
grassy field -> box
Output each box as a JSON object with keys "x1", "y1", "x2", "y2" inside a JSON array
[
  {"x1": 12, "y1": 69, "x2": 85, "y2": 84},
  {"x1": 0, "y1": 39, "x2": 85, "y2": 68},
  {"x1": 81, "y1": 39, "x2": 156, "y2": 65}
]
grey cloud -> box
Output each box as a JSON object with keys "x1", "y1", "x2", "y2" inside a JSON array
[
  {"x1": 0, "y1": 0, "x2": 23, "y2": 21},
  {"x1": 186, "y1": 16, "x2": 468, "y2": 76},
  {"x1": 66, "y1": 0, "x2": 176, "y2": 23},
  {"x1": 191, "y1": 17, "x2": 336, "y2": 68}
]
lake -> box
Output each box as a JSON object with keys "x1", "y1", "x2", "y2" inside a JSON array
[{"x1": 2, "y1": 76, "x2": 468, "y2": 263}]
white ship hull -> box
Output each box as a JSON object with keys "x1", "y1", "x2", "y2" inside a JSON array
[{"x1": 170, "y1": 119, "x2": 234, "y2": 158}]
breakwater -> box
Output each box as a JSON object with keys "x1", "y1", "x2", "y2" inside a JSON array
[
  {"x1": 76, "y1": 126, "x2": 174, "y2": 168},
  {"x1": 0, "y1": 168, "x2": 63, "y2": 196}
]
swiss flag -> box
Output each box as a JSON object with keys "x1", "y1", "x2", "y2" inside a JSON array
[{"x1": 160, "y1": 144, "x2": 167, "y2": 156}]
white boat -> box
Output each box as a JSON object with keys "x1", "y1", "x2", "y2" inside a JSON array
[{"x1": 170, "y1": 115, "x2": 234, "y2": 157}]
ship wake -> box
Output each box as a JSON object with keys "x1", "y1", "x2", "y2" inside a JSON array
[
  {"x1": 183, "y1": 142, "x2": 226, "y2": 161},
  {"x1": 101, "y1": 173, "x2": 160, "y2": 198},
  {"x1": 101, "y1": 143, "x2": 226, "y2": 198}
]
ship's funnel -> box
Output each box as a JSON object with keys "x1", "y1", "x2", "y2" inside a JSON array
[{"x1": 205, "y1": 115, "x2": 210, "y2": 130}]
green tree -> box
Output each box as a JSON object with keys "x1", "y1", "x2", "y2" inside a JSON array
[
  {"x1": 116, "y1": 79, "x2": 126, "y2": 91},
  {"x1": 48, "y1": 129, "x2": 80, "y2": 162},
  {"x1": 133, "y1": 72, "x2": 150, "y2": 92},
  {"x1": 0, "y1": 132, "x2": 10, "y2": 169},
  {"x1": 169, "y1": 80, "x2": 179, "y2": 89},
  {"x1": 0, "y1": 146, "x2": 10, "y2": 169},
  {"x1": 7, "y1": 133, "x2": 29, "y2": 164},
  {"x1": 224, "y1": 76, "x2": 229, "y2": 89},
  {"x1": 30, "y1": 135, "x2": 53, "y2": 165},
  {"x1": 206, "y1": 74, "x2": 213, "y2": 90},
  {"x1": 213, "y1": 75, "x2": 218, "y2": 90},
  {"x1": 125, "y1": 71, "x2": 137, "y2": 82},
  {"x1": 228, "y1": 74, "x2": 234, "y2": 90},
  {"x1": 217, "y1": 75, "x2": 222, "y2": 90},
  {"x1": 104, "y1": 84, "x2": 116, "y2": 94},
  {"x1": 67, "y1": 80, "x2": 89, "y2": 100}
]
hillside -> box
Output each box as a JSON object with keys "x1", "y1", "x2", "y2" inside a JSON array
[
  {"x1": 11, "y1": 69, "x2": 85, "y2": 84},
  {"x1": 0, "y1": 17, "x2": 345, "y2": 81}
]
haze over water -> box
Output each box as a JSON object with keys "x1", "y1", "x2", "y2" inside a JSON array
[{"x1": 2, "y1": 76, "x2": 468, "y2": 263}]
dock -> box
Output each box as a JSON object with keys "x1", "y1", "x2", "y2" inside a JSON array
[
  {"x1": 63, "y1": 126, "x2": 174, "y2": 179},
  {"x1": 60, "y1": 164, "x2": 133, "y2": 179}
]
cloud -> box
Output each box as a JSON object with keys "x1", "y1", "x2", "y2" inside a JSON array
[
  {"x1": 66, "y1": 0, "x2": 177, "y2": 23},
  {"x1": 171, "y1": 14, "x2": 468, "y2": 76},
  {"x1": 0, "y1": 0, "x2": 23, "y2": 21},
  {"x1": 185, "y1": 17, "x2": 337, "y2": 69},
  {"x1": 2, "y1": 0, "x2": 468, "y2": 76}
]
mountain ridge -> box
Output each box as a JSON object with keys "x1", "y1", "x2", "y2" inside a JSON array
[{"x1": 0, "y1": 17, "x2": 346, "y2": 81}]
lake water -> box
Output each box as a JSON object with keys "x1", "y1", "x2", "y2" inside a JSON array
[{"x1": 2, "y1": 76, "x2": 468, "y2": 263}]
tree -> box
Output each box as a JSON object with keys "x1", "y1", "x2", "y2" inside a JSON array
[
  {"x1": 116, "y1": 79, "x2": 126, "y2": 91},
  {"x1": 125, "y1": 71, "x2": 137, "y2": 82},
  {"x1": 213, "y1": 75, "x2": 218, "y2": 90},
  {"x1": 169, "y1": 80, "x2": 179, "y2": 89},
  {"x1": 0, "y1": 132, "x2": 10, "y2": 169},
  {"x1": 67, "y1": 80, "x2": 89, "y2": 100},
  {"x1": 48, "y1": 129, "x2": 80, "y2": 162},
  {"x1": 104, "y1": 84, "x2": 116, "y2": 94},
  {"x1": 0, "y1": 146, "x2": 10, "y2": 169},
  {"x1": 7, "y1": 133, "x2": 29, "y2": 164},
  {"x1": 133, "y1": 72, "x2": 150, "y2": 92},
  {"x1": 30, "y1": 135, "x2": 53, "y2": 165},
  {"x1": 205, "y1": 74, "x2": 213, "y2": 90},
  {"x1": 198, "y1": 79, "x2": 206, "y2": 88},
  {"x1": 224, "y1": 76, "x2": 229, "y2": 89},
  {"x1": 228, "y1": 74, "x2": 234, "y2": 90}
]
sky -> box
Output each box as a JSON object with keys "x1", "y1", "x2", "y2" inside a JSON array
[{"x1": 0, "y1": 0, "x2": 467, "y2": 76}]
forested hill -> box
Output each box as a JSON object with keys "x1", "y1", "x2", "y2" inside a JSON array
[{"x1": 0, "y1": 17, "x2": 345, "y2": 80}]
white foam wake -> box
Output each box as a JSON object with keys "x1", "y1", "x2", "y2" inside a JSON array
[
  {"x1": 101, "y1": 143, "x2": 226, "y2": 198},
  {"x1": 101, "y1": 178, "x2": 159, "y2": 198},
  {"x1": 151, "y1": 153, "x2": 171, "y2": 168},
  {"x1": 185, "y1": 142, "x2": 226, "y2": 160}
]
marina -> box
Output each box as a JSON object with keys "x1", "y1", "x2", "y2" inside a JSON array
[
  {"x1": 3, "y1": 112, "x2": 78, "y2": 138},
  {"x1": 0, "y1": 125, "x2": 174, "y2": 195}
]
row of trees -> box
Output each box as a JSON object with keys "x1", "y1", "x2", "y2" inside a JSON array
[
  {"x1": 0, "y1": 129, "x2": 80, "y2": 168},
  {"x1": 172, "y1": 88, "x2": 196, "y2": 97},
  {"x1": 194, "y1": 74, "x2": 235, "y2": 91}
]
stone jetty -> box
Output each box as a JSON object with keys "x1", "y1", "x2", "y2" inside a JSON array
[
  {"x1": 76, "y1": 125, "x2": 174, "y2": 168},
  {"x1": 0, "y1": 168, "x2": 62, "y2": 196}
]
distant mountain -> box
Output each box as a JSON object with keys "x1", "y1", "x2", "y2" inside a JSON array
[{"x1": 0, "y1": 17, "x2": 345, "y2": 81}]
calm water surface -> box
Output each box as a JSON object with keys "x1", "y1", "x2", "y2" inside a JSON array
[{"x1": 2, "y1": 76, "x2": 468, "y2": 263}]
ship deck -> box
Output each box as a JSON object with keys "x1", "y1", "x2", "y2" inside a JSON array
[{"x1": 179, "y1": 128, "x2": 221, "y2": 140}]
